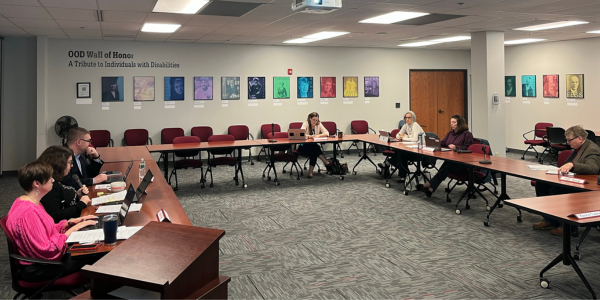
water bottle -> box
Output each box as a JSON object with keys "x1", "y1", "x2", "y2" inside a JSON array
[
  {"x1": 418, "y1": 133, "x2": 423, "y2": 149},
  {"x1": 139, "y1": 158, "x2": 146, "y2": 180}
]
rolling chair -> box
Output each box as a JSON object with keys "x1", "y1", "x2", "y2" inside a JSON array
[
  {"x1": 347, "y1": 120, "x2": 377, "y2": 156},
  {"x1": 228, "y1": 125, "x2": 254, "y2": 165},
  {"x1": 159, "y1": 127, "x2": 184, "y2": 166},
  {"x1": 123, "y1": 129, "x2": 152, "y2": 146},
  {"x1": 521, "y1": 122, "x2": 552, "y2": 161},
  {"x1": 169, "y1": 136, "x2": 205, "y2": 190},
  {"x1": 257, "y1": 124, "x2": 281, "y2": 161},
  {"x1": 89, "y1": 130, "x2": 113, "y2": 147},
  {"x1": 262, "y1": 132, "x2": 302, "y2": 185},
  {"x1": 541, "y1": 127, "x2": 570, "y2": 165}
]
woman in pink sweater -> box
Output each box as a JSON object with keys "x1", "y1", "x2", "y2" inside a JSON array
[{"x1": 7, "y1": 161, "x2": 97, "y2": 282}]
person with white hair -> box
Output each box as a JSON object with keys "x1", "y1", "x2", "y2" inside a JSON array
[{"x1": 379, "y1": 111, "x2": 424, "y2": 180}]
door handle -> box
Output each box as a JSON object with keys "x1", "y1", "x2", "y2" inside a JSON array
[{"x1": 438, "y1": 110, "x2": 444, "y2": 114}]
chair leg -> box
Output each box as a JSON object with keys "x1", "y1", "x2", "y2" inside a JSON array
[
  {"x1": 66, "y1": 290, "x2": 78, "y2": 297},
  {"x1": 575, "y1": 226, "x2": 592, "y2": 259},
  {"x1": 257, "y1": 147, "x2": 265, "y2": 162},
  {"x1": 13, "y1": 292, "x2": 21, "y2": 300},
  {"x1": 337, "y1": 143, "x2": 344, "y2": 158}
]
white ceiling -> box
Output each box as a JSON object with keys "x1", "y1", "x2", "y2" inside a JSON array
[{"x1": 0, "y1": 0, "x2": 599, "y2": 49}]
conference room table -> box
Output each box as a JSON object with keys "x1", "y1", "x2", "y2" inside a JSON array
[{"x1": 96, "y1": 145, "x2": 154, "y2": 163}]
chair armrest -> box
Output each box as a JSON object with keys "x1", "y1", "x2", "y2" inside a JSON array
[
  {"x1": 351, "y1": 129, "x2": 357, "y2": 134},
  {"x1": 147, "y1": 137, "x2": 153, "y2": 145},
  {"x1": 109, "y1": 139, "x2": 114, "y2": 147},
  {"x1": 368, "y1": 127, "x2": 376, "y2": 134},
  {"x1": 248, "y1": 133, "x2": 254, "y2": 140},
  {"x1": 11, "y1": 254, "x2": 64, "y2": 266},
  {"x1": 522, "y1": 129, "x2": 534, "y2": 140},
  {"x1": 122, "y1": 138, "x2": 126, "y2": 146}
]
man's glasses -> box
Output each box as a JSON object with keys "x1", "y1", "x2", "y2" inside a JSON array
[
  {"x1": 566, "y1": 136, "x2": 579, "y2": 143},
  {"x1": 79, "y1": 139, "x2": 92, "y2": 143}
]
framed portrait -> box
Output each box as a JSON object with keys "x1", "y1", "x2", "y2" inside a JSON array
[
  {"x1": 101, "y1": 76, "x2": 124, "y2": 102},
  {"x1": 297, "y1": 77, "x2": 313, "y2": 98},
  {"x1": 521, "y1": 75, "x2": 536, "y2": 97},
  {"x1": 221, "y1": 76, "x2": 240, "y2": 100},
  {"x1": 504, "y1": 76, "x2": 516, "y2": 97},
  {"x1": 364, "y1": 76, "x2": 379, "y2": 97},
  {"x1": 133, "y1": 76, "x2": 155, "y2": 101},
  {"x1": 343, "y1": 76, "x2": 358, "y2": 98},
  {"x1": 320, "y1": 77, "x2": 336, "y2": 98},
  {"x1": 248, "y1": 77, "x2": 265, "y2": 99},
  {"x1": 165, "y1": 77, "x2": 184, "y2": 100},
  {"x1": 194, "y1": 77, "x2": 213, "y2": 100},
  {"x1": 566, "y1": 74, "x2": 584, "y2": 98},
  {"x1": 77, "y1": 82, "x2": 90, "y2": 98},
  {"x1": 542, "y1": 75, "x2": 559, "y2": 98},
  {"x1": 273, "y1": 77, "x2": 290, "y2": 99}
]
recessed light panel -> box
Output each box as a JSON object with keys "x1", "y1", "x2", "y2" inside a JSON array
[
  {"x1": 153, "y1": 0, "x2": 210, "y2": 14},
  {"x1": 141, "y1": 23, "x2": 181, "y2": 33},
  {"x1": 504, "y1": 38, "x2": 547, "y2": 45},
  {"x1": 514, "y1": 21, "x2": 588, "y2": 31},
  {"x1": 359, "y1": 11, "x2": 429, "y2": 24},
  {"x1": 283, "y1": 31, "x2": 349, "y2": 44}
]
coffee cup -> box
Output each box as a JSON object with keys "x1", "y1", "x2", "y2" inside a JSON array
[
  {"x1": 338, "y1": 131, "x2": 344, "y2": 138},
  {"x1": 110, "y1": 181, "x2": 126, "y2": 192}
]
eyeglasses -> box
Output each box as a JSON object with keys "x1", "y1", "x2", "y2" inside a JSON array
[
  {"x1": 79, "y1": 139, "x2": 92, "y2": 143},
  {"x1": 404, "y1": 116, "x2": 413, "y2": 119},
  {"x1": 566, "y1": 136, "x2": 580, "y2": 143},
  {"x1": 68, "y1": 160, "x2": 74, "y2": 166}
]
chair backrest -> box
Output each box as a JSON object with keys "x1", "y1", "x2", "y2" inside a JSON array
[
  {"x1": 268, "y1": 132, "x2": 289, "y2": 139},
  {"x1": 473, "y1": 138, "x2": 482, "y2": 145},
  {"x1": 173, "y1": 136, "x2": 200, "y2": 158},
  {"x1": 261, "y1": 124, "x2": 281, "y2": 139},
  {"x1": 161, "y1": 128, "x2": 184, "y2": 144},
  {"x1": 391, "y1": 129, "x2": 400, "y2": 138},
  {"x1": 546, "y1": 127, "x2": 566, "y2": 144},
  {"x1": 228, "y1": 125, "x2": 249, "y2": 141},
  {"x1": 0, "y1": 216, "x2": 20, "y2": 284},
  {"x1": 398, "y1": 120, "x2": 405, "y2": 129},
  {"x1": 191, "y1": 126, "x2": 213, "y2": 143},
  {"x1": 89, "y1": 130, "x2": 111, "y2": 147},
  {"x1": 585, "y1": 130, "x2": 596, "y2": 143},
  {"x1": 351, "y1": 120, "x2": 369, "y2": 134},
  {"x1": 124, "y1": 129, "x2": 149, "y2": 146},
  {"x1": 469, "y1": 144, "x2": 491, "y2": 155},
  {"x1": 535, "y1": 122, "x2": 553, "y2": 138},
  {"x1": 289, "y1": 122, "x2": 303, "y2": 130},
  {"x1": 321, "y1": 121, "x2": 337, "y2": 135},
  {"x1": 207, "y1": 134, "x2": 235, "y2": 155},
  {"x1": 558, "y1": 150, "x2": 573, "y2": 167}
]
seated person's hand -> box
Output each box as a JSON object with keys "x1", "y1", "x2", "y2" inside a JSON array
[
  {"x1": 72, "y1": 220, "x2": 98, "y2": 231},
  {"x1": 68, "y1": 215, "x2": 98, "y2": 226},
  {"x1": 77, "y1": 185, "x2": 89, "y2": 197},
  {"x1": 86, "y1": 147, "x2": 100, "y2": 159},
  {"x1": 448, "y1": 144, "x2": 456, "y2": 150},
  {"x1": 80, "y1": 195, "x2": 91, "y2": 206},
  {"x1": 94, "y1": 173, "x2": 108, "y2": 183},
  {"x1": 558, "y1": 162, "x2": 574, "y2": 174}
]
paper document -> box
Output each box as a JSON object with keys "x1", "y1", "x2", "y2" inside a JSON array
[
  {"x1": 527, "y1": 165, "x2": 558, "y2": 171},
  {"x1": 91, "y1": 190, "x2": 127, "y2": 205},
  {"x1": 66, "y1": 226, "x2": 144, "y2": 243},
  {"x1": 129, "y1": 203, "x2": 142, "y2": 212},
  {"x1": 405, "y1": 145, "x2": 419, "y2": 148},
  {"x1": 400, "y1": 141, "x2": 418, "y2": 144},
  {"x1": 94, "y1": 184, "x2": 110, "y2": 190},
  {"x1": 313, "y1": 137, "x2": 327, "y2": 141},
  {"x1": 95, "y1": 205, "x2": 121, "y2": 214},
  {"x1": 117, "y1": 226, "x2": 144, "y2": 240},
  {"x1": 546, "y1": 170, "x2": 575, "y2": 176}
]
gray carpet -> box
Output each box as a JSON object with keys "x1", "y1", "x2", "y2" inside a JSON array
[{"x1": 0, "y1": 149, "x2": 599, "y2": 299}]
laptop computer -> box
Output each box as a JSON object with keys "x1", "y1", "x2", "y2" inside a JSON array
[
  {"x1": 425, "y1": 137, "x2": 452, "y2": 152},
  {"x1": 82, "y1": 183, "x2": 134, "y2": 230},
  {"x1": 379, "y1": 130, "x2": 400, "y2": 142},
  {"x1": 288, "y1": 128, "x2": 308, "y2": 140},
  {"x1": 104, "y1": 161, "x2": 133, "y2": 183},
  {"x1": 135, "y1": 169, "x2": 153, "y2": 202}
]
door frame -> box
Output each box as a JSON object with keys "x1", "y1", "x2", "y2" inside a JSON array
[{"x1": 408, "y1": 69, "x2": 469, "y2": 123}]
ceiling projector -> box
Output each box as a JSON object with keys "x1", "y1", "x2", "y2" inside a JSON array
[{"x1": 292, "y1": 0, "x2": 341, "y2": 14}]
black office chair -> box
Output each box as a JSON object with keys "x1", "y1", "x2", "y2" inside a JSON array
[
  {"x1": 585, "y1": 130, "x2": 596, "y2": 146},
  {"x1": 541, "y1": 127, "x2": 570, "y2": 165}
]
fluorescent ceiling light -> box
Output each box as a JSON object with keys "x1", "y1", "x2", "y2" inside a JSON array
[
  {"x1": 398, "y1": 36, "x2": 470, "y2": 47},
  {"x1": 586, "y1": 30, "x2": 600, "y2": 34},
  {"x1": 359, "y1": 11, "x2": 429, "y2": 24},
  {"x1": 514, "y1": 21, "x2": 588, "y2": 31},
  {"x1": 283, "y1": 31, "x2": 349, "y2": 44},
  {"x1": 153, "y1": 0, "x2": 210, "y2": 14},
  {"x1": 504, "y1": 38, "x2": 547, "y2": 45},
  {"x1": 141, "y1": 23, "x2": 181, "y2": 33}
]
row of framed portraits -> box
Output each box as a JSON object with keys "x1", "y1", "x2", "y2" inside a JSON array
[
  {"x1": 78, "y1": 76, "x2": 381, "y2": 102},
  {"x1": 505, "y1": 74, "x2": 584, "y2": 98}
]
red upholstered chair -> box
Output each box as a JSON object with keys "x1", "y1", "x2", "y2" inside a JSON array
[
  {"x1": 159, "y1": 128, "x2": 184, "y2": 166},
  {"x1": 289, "y1": 122, "x2": 303, "y2": 129},
  {"x1": 191, "y1": 126, "x2": 213, "y2": 143},
  {"x1": 206, "y1": 135, "x2": 243, "y2": 187},
  {"x1": 228, "y1": 125, "x2": 254, "y2": 165},
  {"x1": 0, "y1": 216, "x2": 88, "y2": 299},
  {"x1": 320, "y1": 121, "x2": 344, "y2": 158},
  {"x1": 262, "y1": 132, "x2": 302, "y2": 184},
  {"x1": 89, "y1": 130, "x2": 113, "y2": 147},
  {"x1": 348, "y1": 120, "x2": 376, "y2": 156},
  {"x1": 257, "y1": 124, "x2": 281, "y2": 161},
  {"x1": 123, "y1": 129, "x2": 152, "y2": 146},
  {"x1": 169, "y1": 136, "x2": 204, "y2": 190},
  {"x1": 521, "y1": 122, "x2": 552, "y2": 161},
  {"x1": 446, "y1": 144, "x2": 498, "y2": 214},
  {"x1": 381, "y1": 129, "x2": 401, "y2": 172}
]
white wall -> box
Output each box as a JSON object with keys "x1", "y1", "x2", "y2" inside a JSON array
[
  {"x1": 2, "y1": 37, "x2": 37, "y2": 172},
  {"x1": 38, "y1": 39, "x2": 470, "y2": 157},
  {"x1": 505, "y1": 37, "x2": 600, "y2": 151}
]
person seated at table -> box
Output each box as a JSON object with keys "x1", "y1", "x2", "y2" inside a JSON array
[
  {"x1": 417, "y1": 114, "x2": 474, "y2": 197},
  {"x1": 6, "y1": 161, "x2": 98, "y2": 282},
  {"x1": 533, "y1": 125, "x2": 600, "y2": 235},
  {"x1": 299, "y1": 112, "x2": 331, "y2": 178},
  {"x1": 38, "y1": 146, "x2": 91, "y2": 223},
  {"x1": 378, "y1": 111, "x2": 424, "y2": 180},
  {"x1": 62, "y1": 127, "x2": 106, "y2": 190}
]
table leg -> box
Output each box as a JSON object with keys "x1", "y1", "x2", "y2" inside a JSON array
[
  {"x1": 352, "y1": 141, "x2": 378, "y2": 174},
  {"x1": 163, "y1": 152, "x2": 169, "y2": 180},
  {"x1": 484, "y1": 173, "x2": 521, "y2": 227},
  {"x1": 270, "y1": 147, "x2": 279, "y2": 185},
  {"x1": 235, "y1": 148, "x2": 247, "y2": 188}
]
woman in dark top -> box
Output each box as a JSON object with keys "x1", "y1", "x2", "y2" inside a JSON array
[
  {"x1": 418, "y1": 115, "x2": 474, "y2": 197},
  {"x1": 37, "y1": 146, "x2": 91, "y2": 223}
]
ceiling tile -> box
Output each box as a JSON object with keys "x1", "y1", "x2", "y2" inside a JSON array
[
  {"x1": 22, "y1": 27, "x2": 65, "y2": 35},
  {"x1": 221, "y1": 19, "x2": 276, "y2": 29},
  {"x1": 71, "y1": 35, "x2": 101, "y2": 39},
  {"x1": 64, "y1": 29, "x2": 101, "y2": 36},
  {"x1": 0, "y1": 0, "x2": 40, "y2": 6},
  {"x1": 0, "y1": 17, "x2": 14, "y2": 27},
  {"x1": 427, "y1": 0, "x2": 504, "y2": 9},
  {"x1": 239, "y1": 4, "x2": 295, "y2": 20},
  {"x1": 136, "y1": 32, "x2": 172, "y2": 39},
  {"x1": 0, "y1": 26, "x2": 28, "y2": 35},
  {"x1": 57, "y1": 20, "x2": 100, "y2": 30},
  {"x1": 103, "y1": 36, "x2": 135, "y2": 40},
  {"x1": 135, "y1": 37, "x2": 168, "y2": 41},
  {"x1": 101, "y1": 11, "x2": 147, "y2": 23},
  {"x1": 227, "y1": 35, "x2": 264, "y2": 42},
  {"x1": 0, "y1": 5, "x2": 52, "y2": 18},
  {"x1": 144, "y1": 13, "x2": 194, "y2": 24},
  {"x1": 101, "y1": 22, "x2": 141, "y2": 32},
  {"x1": 167, "y1": 38, "x2": 197, "y2": 42},
  {"x1": 47, "y1": 8, "x2": 97, "y2": 21},
  {"x1": 246, "y1": 28, "x2": 288, "y2": 37},
  {"x1": 198, "y1": 34, "x2": 236, "y2": 41},
  {"x1": 102, "y1": 30, "x2": 137, "y2": 38},
  {"x1": 210, "y1": 26, "x2": 255, "y2": 35},
  {"x1": 186, "y1": 15, "x2": 236, "y2": 26},
  {"x1": 40, "y1": 0, "x2": 97, "y2": 9},
  {"x1": 10, "y1": 18, "x2": 59, "y2": 28},
  {"x1": 99, "y1": 0, "x2": 155, "y2": 12}
]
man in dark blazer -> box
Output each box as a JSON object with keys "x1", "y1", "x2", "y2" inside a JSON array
[
  {"x1": 533, "y1": 125, "x2": 600, "y2": 235},
  {"x1": 63, "y1": 127, "x2": 107, "y2": 189}
]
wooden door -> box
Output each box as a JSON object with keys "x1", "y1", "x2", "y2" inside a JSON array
[{"x1": 409, "y1": 70, "x2": 466, "y2": 138}]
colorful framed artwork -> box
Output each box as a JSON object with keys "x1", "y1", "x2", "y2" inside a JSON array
[
  {"x1": 194, "y1": 77, "x2": 213, "y2": 100},
  {"x1": 364, "y1": 76, "x2": 379, "y2": 97},
  {"x1": 521, "y1": 75, "x2": 536, "y2": 97},
  {"x1": 542, "y1": 75, "x2": 559, "y2": 98},
  {"x1": 273, "y1": 77, "x2": 290, "y2": 99},
  {"x1": 566, "y1": 74, "x2": 584, "y2": 98},
  {"x1": 343, "y1": 76, "x2": 358, "y2": 98},
  {"x1": 297, "y1": 77, "x2": 313, "y2": 98},
  {"x1": 248, "y1": 77, "x2": 265, "y2": 99},
  {"x1": 320, "y1": 77, "x2": 336, "y2": 98},
  {"x1": 504, "y1": 76, "x2": 516, "y2": 97},
  {"x1": 133, "y1": 76, "x2": 155, "y2": 101},
  {"x1": 101, "y1": 76, "x2": 124, "y2": 102},
  {"x1": 221, "y1": 76, "x2": 240, "y2": 100},
  {"x1": 165, "y1": 77, "x2": 184, "y2": 100}
]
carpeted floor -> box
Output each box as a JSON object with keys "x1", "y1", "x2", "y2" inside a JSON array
[{"x1": 0, "y1": 149, "x2": 599, "y2": 299}]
